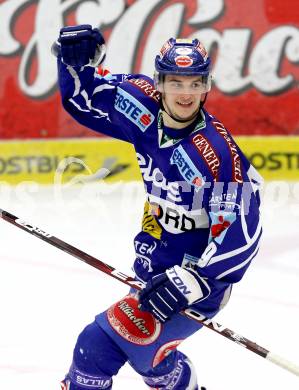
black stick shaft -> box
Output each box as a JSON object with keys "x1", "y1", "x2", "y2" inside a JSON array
[{"x1": 1, "y1": 208, "x2": 298, "y2": 376}]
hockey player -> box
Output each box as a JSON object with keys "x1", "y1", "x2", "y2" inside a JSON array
[{"x1": 54, "y1": 25, "x2": 263, "y2": 390}]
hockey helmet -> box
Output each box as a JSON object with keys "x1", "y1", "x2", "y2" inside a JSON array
[{"x1": 154, "y1": 38, "x2": 211, "y2": 94}]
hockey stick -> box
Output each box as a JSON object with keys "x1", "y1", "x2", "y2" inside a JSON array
[{"x1": 1, "y1": 207, "x2": 299, "y2": 377}]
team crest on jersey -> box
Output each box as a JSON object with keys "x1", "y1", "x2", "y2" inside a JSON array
[
  {"x1": 114, "y1": 87, "x2": 154, "y2": 132},
  {"x1": 209, "y1": 211, "x2": 236, "y2": 244},
  {"x1": 107, "y1": 295, "x2": 161, "y2": 345},
  {"x1": 170, "y1": 145, "x2": 205, "y2": 191}
]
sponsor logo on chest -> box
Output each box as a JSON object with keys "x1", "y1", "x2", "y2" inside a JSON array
[
  {"x1": 114, "y1": 88, "x2": 154, "y2": 132},
  {"x1": 170, "y1": 145, "x2": 205, "y2": 191},
  {"x1": 137, "y1": 153, "x2": 181, "y2": 202},
  {"x1": 192, "y1": 134, "x2": 220, "y2": 181}
]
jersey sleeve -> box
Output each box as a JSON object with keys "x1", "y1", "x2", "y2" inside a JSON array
[
  {"x1": 194, "y1": 138, "x2": 263, "y2": 285},
  {"x1": 57, "y1": 60, "x2": 140, "y2": 143}
]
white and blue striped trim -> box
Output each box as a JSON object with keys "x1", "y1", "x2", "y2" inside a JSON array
[
  {"x1": 215, "y1": 241, "x2": 260, "y2": 280},
  {"x1": 66, "y1": 65, "x2": 81, "y2": 96},
  {"x1": 66, "y1": 66, "x2": 112, "y2": 120},
  {"x1": 240, "y1": 199, "x2": 251, "y2": 244}
]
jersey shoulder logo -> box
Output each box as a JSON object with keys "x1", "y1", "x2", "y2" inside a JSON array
[
  {"x1": 212, "y1": 121, "x2": 243, "y2": 183},
  {"x1": 114, "y1": 87, "x2": 155, "y2": 132},
  {"x1": 209, "y1": 211, "x2": 236, "y2": 244},
  {"x1": 127, "y1": 78, "x2": 161, "y2": 103}
]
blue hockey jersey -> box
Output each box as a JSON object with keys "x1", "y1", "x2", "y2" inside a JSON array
[{"x1": 57, "y1": 61, "x2": 263, "y2": 310}]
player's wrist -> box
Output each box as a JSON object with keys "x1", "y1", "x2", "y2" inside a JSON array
[{"x1": 166, "y1": 265, "x2": 204, "y2": 304}]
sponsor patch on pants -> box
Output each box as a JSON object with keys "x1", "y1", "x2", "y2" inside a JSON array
[{"x1": 107, "y1": 295, "x2": 161, "y2": 345}]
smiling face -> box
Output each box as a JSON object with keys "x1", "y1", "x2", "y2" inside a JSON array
[{"x1": 162, "y1": 74, "x2": 206, "y2": 123}]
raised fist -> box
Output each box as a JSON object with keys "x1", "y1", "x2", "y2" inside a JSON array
[{"x1": 52, "y1": 24, "x2": 106, "y2": 67}]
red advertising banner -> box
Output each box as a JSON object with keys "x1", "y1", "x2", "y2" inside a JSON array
[{"x1": 0, "y1": 0, "x2": 298, "y2": 139}]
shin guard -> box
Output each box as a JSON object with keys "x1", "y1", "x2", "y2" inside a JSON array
[{"x1": 143, "y1": 351, "x2": 198, "y2": 390}]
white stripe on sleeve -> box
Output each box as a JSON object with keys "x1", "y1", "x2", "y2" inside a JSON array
[
  {"x1": 215, "y1": 243, "x2": 260, "y2": 280},
  {"x1": 66, "y1": 66, "x2": 81, "y2": 96}
]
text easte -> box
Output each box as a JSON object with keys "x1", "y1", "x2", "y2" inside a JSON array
[
  {"x1": 170, "y1": 145, "x2": 205, "y2": 191},
  {"x1": 114, "y1": 88, "x2": 154, "y2": 132}
]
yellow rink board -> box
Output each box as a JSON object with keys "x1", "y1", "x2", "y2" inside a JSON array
[
  {"x1": 0, "y1": 136, "x2": 298, "y2": 184},
  {"x1": 236, "y1": 136, "x2": 299, "y2": 181},
  {"x1": 0, "y1": 138, "x2": 141, "y2": 185}
]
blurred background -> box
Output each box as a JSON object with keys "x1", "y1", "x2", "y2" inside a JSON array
[
  {"x1": 0, "y1": 1, "x2": 299, "y2": 389},
  {"x1": 0, "y1": 0, "x2": 298, "y2": 183}
]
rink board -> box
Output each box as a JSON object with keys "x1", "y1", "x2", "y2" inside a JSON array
[
  {"x1": 0, "y1": 139, "x2": 141, "y2": 185},
  {"x1": 0, "y1": 137, "x2": 298, "y2": 184}
]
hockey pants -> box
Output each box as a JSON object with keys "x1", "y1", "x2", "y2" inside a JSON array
[{"x1": 61, "y1": 294, "x2": 221, "y2": 389}]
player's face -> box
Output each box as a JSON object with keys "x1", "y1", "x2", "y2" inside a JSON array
[{"x1": 162, "y1": 75, "x2": 206, "y2": 121}]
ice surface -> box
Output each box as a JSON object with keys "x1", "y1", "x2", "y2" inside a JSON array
[{"x1": 0, "y1": 181, "x2": 299, "y2": 389}]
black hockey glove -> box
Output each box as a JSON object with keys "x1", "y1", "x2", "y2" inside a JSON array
[
  {"x1": 52, "y1": 24, "x2": 106, "y2": 67},
  {"x1": 139, "y1": 265, "x2": 210, "y2": 323}
]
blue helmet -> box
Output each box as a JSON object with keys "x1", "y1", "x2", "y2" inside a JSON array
[{"x1": 155, "y1": 38, "x2": 211, "y2": 77}]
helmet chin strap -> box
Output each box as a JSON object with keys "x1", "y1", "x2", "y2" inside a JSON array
[{"x1": 161, "y1": 93, "x2": 208, "y2": 124}]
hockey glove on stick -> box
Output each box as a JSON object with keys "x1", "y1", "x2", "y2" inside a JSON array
[
  {"x1": 139, "y1": 265, "x2": 210, "y2": 323},
  {"x1": 53, "y1": 24, "x2": 106, "y2": 67}
]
